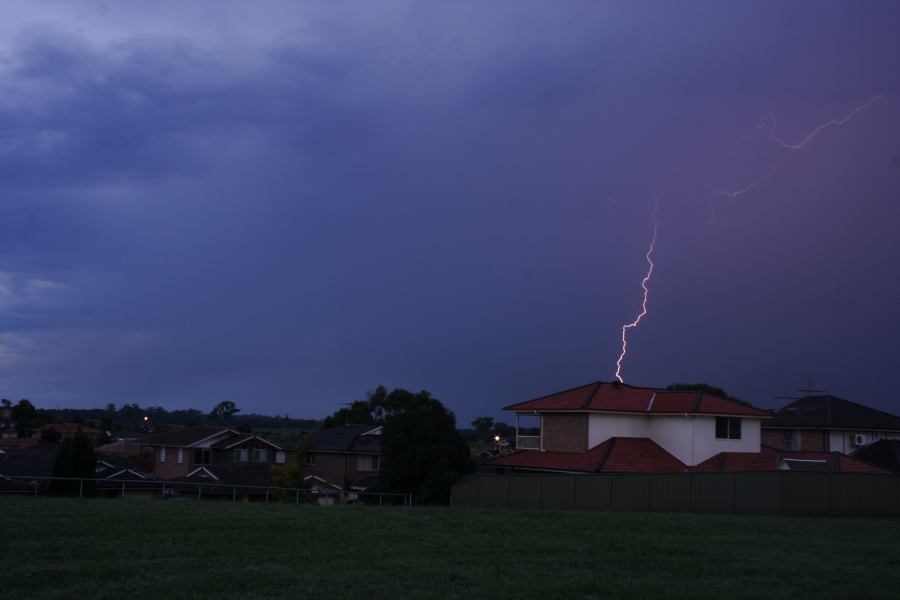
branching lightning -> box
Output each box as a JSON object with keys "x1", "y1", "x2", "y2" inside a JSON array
[
  {"x1": 614, "y1": 202, "x2": 659, "y2": 383},
  {"x1": 713, "y1": 94, "x2": 884, "y2": 199}
]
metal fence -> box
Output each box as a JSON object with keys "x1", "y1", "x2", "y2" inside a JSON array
[
  {"x1": 0, "y1": 475, "x2": 413, "y2": 507},
  {"x1": 451, "y1": 471, "x2": 900, "y2": 516}
]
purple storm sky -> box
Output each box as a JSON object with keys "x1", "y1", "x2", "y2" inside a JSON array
[{"x1": 1, "y1": 1, "x2": 899, "y2": 423}]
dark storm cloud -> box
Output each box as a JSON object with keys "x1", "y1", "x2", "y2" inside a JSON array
[{"x1": 1, "y1": 1, "x2": 899, "y2": 419}]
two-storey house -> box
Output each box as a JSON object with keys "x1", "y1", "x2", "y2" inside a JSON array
[
  {"x1": 762, "y1": 395, "x2": 900, "y2": 453},
  {"x1": 140, "y1": 425, "x2": 286, "y2": 480}
]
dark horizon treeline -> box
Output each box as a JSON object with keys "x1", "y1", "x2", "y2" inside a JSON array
[{"x1": 3, "y1": 398, "x2": 322, "y2": 434}]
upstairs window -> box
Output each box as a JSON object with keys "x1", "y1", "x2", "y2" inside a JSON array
[
  {"x1": 193, "y1": 449, "x2": 211, "y2": 465},
  {"x1": 234, "y1": 449, "x2": 249, "y2": 463},
  {"x1": 251, "y1": 448, "x2": 268, "y2": 463},
  {"x1": 715, "y1": 417, "x2": 742, "y2": 440},
  {"x1": 784, "y1": 430, "x2": 796, "y2": 451},
  {"x1": 304, "y1": 453, "x2": 316, "y2": 466},
  {"x1": 159, "y1": 447, "x2": 167, "y2": 463},
  {"x1": 357, "y1": 455, "x2": 380, "y2": 472}
]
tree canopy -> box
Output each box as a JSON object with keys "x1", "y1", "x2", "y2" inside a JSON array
[
  {"x1": 210, "y1": 401, "x2": 241, "y2": 422},
  {"x1": 376, "y1": 387, "x2": 474, "y2": 504}
]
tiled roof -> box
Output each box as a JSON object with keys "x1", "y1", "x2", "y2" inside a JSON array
[
  {"x1": 505, "y1": 381, "x2": 768, "y2": 417},
  {"x1": 306, "y1": 424, "x2": 382, "y2": 453},
  {"x1": 766, "y1": 395, "x2": 900, "y2": 431},
  {"x1": 139, "y1": 425, "x2": 236, "y2": 448},
  {"x1": 485, "y1": 437, "x2": 686, "y2": 473},
  {"x1": 690, "y1": 446, "x2": 889, "y2": 474},
  {"x1": 178, "y1": 464, "x2": 275, "y2": 487},
  {"x1": 851, "y1": 440, "x2": 900, "y2": 474}
]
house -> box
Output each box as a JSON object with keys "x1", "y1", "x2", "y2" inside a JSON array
[
  {"x1": 500, "y1": 381, "x2": 768, "y2": 467},
  {"x1": 0, "y1": 404, "x2": 16, "y2": 439},
  {"x1": 292, "y1": 424, "x2": 383, "y2": 491},
  {"x1": 762, "y1": 395, "x2": 900, "y2": 453},
  {"x1": 42, "y1": 422, "x2": 101, "y2": 441},
  {"x1": 485, "y1": 381, "x2": 888, "y2": 475},
  {"x1": 139, "y1": 425, "x2": 287, "y2": 480}
]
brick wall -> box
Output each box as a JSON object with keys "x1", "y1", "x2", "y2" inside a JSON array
[
  {"x1": 761, "y1": 429, "x2": 828, "y2": 452},
  {"x1": 799, "y1": 430, "x2": 827, "y2": 452},
  {"x1": 542, "y1": 413, "x2": 588, "y2": 453},
  {"x1": 762, "y1": 429, "x2": 785, "y2": 450}
]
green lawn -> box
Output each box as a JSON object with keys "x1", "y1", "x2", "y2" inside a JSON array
[{"x1": 3, "y1": 497, "x2": 899, "y2": 600}]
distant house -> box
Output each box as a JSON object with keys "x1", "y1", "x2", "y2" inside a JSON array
[
  {"x1": 485, "y1": 381, "x2": 889, "y2": 475},
  {"x1": 139, "y1": 425, "x2": 286, "y2": 480},
  {"x1": 0, "y1": 404, "x2": 16, "y2": 439},
  {"x1": 43, "y1": 422, "x2": 101, "y2": 442},
  {"x1": 762, "y1": 395, "x2": 900, "y2": 453},
  {"x1": 294, "y1": 424, "x2": 383, "y2": 491}
]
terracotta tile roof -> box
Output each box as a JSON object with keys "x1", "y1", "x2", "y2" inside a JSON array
[
  {"x1": 485, "y1": 437, "x2": 686, "y2": 473},
  {"x1": 505, "y1": 381, "x2": 768, "y2": 417},
  {"x1": 139, "y1": 425, "x2": 236, "y2": 448},
  {"x1": 690, "y1": 446, "x2": 890, "y2": 474}
]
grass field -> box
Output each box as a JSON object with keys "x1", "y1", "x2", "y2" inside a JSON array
[{"x1": 3, "y1": 497, "x2": 900, "y2": 599}]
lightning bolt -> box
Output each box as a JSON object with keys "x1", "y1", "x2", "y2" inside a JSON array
[
  {"x1": 615, "y1": 203, "x2": 659, "y2": 383},
  {"x1": 713, "y1": 94, "x2": 884, "y2": 199}
]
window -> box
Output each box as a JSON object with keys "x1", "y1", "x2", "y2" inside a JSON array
[
  {"x1": 784, "y1": 430, "x2": 796, "y2": 451},
  {"x1": 304, "y1": 453, "x2": 316, "y2": 466},
  {"x1": 357, "y1": 455, "x2": 380, "y2": 472},
  {"x1": 193, "y1": 449, "x2": 211, "y2": 465},
  {"x1": 159, "y1": 447, "x2": 167, "y2": 463},
  {"x1": 715, "y1": 417, "x2": 742, "y2": 440},
  {"x1": 275, "y1": 451, "x2": 286, "y2": 464},
  {"x1": 177, "y1": 448, "x2": 184, "y2": 464},
  {"x1": 234, "y1": 449, "x2": 249, "y2": 463},
  {"x1": 251, "y1": 448, "x2": 268, "y2": 463}
]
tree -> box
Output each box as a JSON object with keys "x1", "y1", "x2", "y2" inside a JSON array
[
  {"x1": 210, "y1": 401, "x2": 240, "y2": 422},
  {"x1": 1, "y1": 398, "x2": 11, "y2": 408},
  {"x1": 322, "y1": 399, "x2": 377, "y2": 429},
  {"x1": 12, "y1": 399, "x2": 39, "y2": 437},
  {"x1": 378, "y1": 387, "x2": 474, "y2": 504},
  {"x1": 666, "y1": 383, "x2": 740, "y2": 402},
  {"x1": 271, "y1": 439, "x2": 310, "y2": 496},
  {"x1": 471, "y1": 416, "x2": 495, "y2": 443},
  {"x1": 51, "y1": 433, "x2": 97, "y2": 496},
  {"x1": 40, "y1": 427, "x2": 61, "y2": 443}
]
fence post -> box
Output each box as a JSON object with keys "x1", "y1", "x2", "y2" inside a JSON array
[
  {"x1": 379, "y1": 493, "x2": 383, "y2": 507},
  {"x1": 266, "y1": 488, "x2": 270, "y2": 503},
  {"x1": 33, "y1": 479, "x2": 38, "y2": 496},
  {"x1": 121, "y1": 480, "x2": 125, "y2": 499},
  {"x1": 162, "y1": 482, "x2": 166, "y2": 500},
  {"x1": 79, "y1": 479, "x2": 84, "y2": 498},
  {"x1": 198, "y1": 484, "x2": 202, "y2": 501},
  {"x1": 233, "y1": 486, "x2": 236, "y2": 502},
  {"x1": 295, "y1": 489, "x2": 299, "y2": 505}
]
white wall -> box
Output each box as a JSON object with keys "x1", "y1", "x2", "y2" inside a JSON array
[
  {"x1": 830, "y1": 430, "x2": 900, "y2": 453},
  {"x1": 588, "y1": 413, "x2": 649, "y2": 448},
  {"x1": 587, "y1": 412, "x2": 762, "y2": 466}
]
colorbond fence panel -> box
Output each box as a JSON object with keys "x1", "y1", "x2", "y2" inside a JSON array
[
  {"x1": 508, "y1": 476, "x2": 542, "y2": 510},
  {"x1": 610, "y1": 475, "x2": 650, "y2": 512},
  {"x1": 648, "y1": 473, "x2": 691, "y2": 513},
  {"x1": 734, "y1": 472, "x2": 780, "y2": 514},
  {"x1": 542, "y1": 476, "x2": 576, "y2": 511},
  {"x1": 452, "y1": 472, "x2": 900, "y2": 516},
  {"x1": 572, "y1": 476, "x2": 612, "y2": 511},
  {"x1": 689, "y1": 473, "x2": 735, "y2": 513}
]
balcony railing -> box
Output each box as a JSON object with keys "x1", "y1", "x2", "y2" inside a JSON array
[{"x1": 516, "y1": 435, "x2": 541, "y2": 450}]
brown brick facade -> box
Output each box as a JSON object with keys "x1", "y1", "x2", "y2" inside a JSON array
[
  {"x1": 541, "y1": 413, "x2": 588, "y2": 453},
  {"x1": 761, "y1": 429, "x2": 828, "y2": 451}
]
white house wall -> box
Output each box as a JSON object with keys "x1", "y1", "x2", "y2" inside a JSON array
[
  {"x1": 830, "y1": 430, "x2": 900, "y2": 454},
  {"x1": 587, "y1": 413, "x2": 649, "y2": 449},
  {"x1": 588, "y1": 413, "x2": 762, "y2": 466}
]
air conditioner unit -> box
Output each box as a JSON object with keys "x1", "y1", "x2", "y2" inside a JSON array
[{"x1": 852, "y1": 433, "x2": 866, "y2": 446}]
